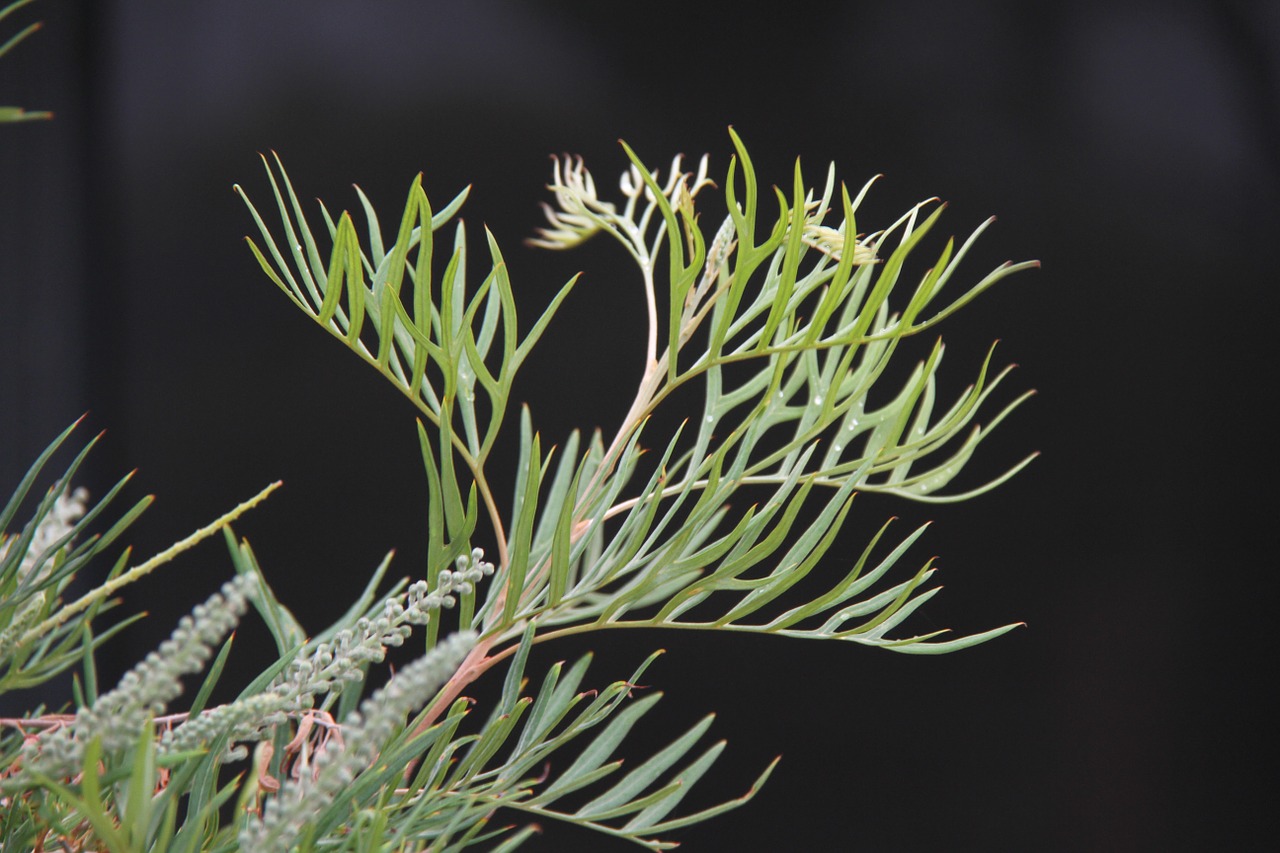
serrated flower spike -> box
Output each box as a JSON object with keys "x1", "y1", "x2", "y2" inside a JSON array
[
  {"x1": 0, "y1": 485, "x2": 89, "y2": 583},
  {"x1": 527, "y1": 154, "x2": 615, "y2": 249},
  {"x1": 802, "y1": 222, "x2": 878, "y2": 265},
  {"x1": 528, "y1": 152, "x2": 712, "y2": 257},
  {"x1": 239, "y1": 631, "x2": 476, "y2": 852},
  {"x1": 14, "y1": 575, "x2": 257, "y2": 781}
]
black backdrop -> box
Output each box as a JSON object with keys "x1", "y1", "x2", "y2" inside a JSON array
[{"x1": 2, "y1": 1, "x2": 1275, "y2": 849}]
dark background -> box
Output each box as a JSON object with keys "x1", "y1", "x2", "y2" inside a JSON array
[{"x1": 2, "y1": 1, "x2": 1275, "y2": 849}]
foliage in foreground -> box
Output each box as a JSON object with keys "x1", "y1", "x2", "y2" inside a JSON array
[
  {"x1": 1, "y1": 0, "x2": 52, "y2": 123},
  {"x1": 1, "y1": 124, "x2": 1036, "y2": 850}
]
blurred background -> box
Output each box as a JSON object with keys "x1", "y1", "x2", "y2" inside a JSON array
[{"x1": 2, "y1": 1, "x2": 1275, "y2": 849}]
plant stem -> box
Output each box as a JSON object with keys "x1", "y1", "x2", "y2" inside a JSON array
[{"x1": 18, "y1": 482, "x2": 281, "y2": 648}]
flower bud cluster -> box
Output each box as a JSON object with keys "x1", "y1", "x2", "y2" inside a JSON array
[
  {"x1": 156, "y1": 548, "x2": 497, "y2": 765},
  {"x1": 527, "y1": 155, "x2": 612, "y2": 250},
  {"x1": 159, "y1": 691, "x2": 289, "y2": 761},
  {"x1": 16, "y1": 575, "x2": 255, "y2": 780},
  {"x1": 425, "y1": 547, "x2": 496, "y2": 605},
  {"x1": 0, "y1": 486, "x2": 90, "y2": 659},
  {"x1": 277, "y1": 548, "x2": 493, "y2": 711},
  {"x1": 240, "y1": 631, "x2": 476, "y2": 852},
  {"x1": 0, "y1": 485, "x2": 89, "y2": 583}
]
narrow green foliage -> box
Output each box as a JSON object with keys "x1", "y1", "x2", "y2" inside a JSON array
[
  {"x1": 0, "y1": 0, "x2": 51, "y2": 121},
  {"x1": 3, "y1": 129, "x2": 1035, "y2": 851},
  {"x1": 236, "y1": 155, "x2": 582, "y2": 573},
  {"x1": 0, "y1": 422, "x2": 153, "y2": 696}
]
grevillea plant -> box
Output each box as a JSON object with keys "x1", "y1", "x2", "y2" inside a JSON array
[{"x1": 1, "y1": 105, "x2": 1037, "y2": 847}]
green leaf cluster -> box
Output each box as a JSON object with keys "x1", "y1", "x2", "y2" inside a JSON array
[
  {"x1": 0, "y1": 421, "x2": 150, "y2": 694},
  {"x1": 2, "y1": 128, "x2": 1035, "y2": 850},
  {"x1": 227, "y1": 130, "x2": 1036, "y2": 844}
]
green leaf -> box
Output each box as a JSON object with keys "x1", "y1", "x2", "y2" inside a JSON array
[
  {"x1": 0, "y1": 416, "x2": 84, "y2": 534},
  {"x1": 623, "y1": 740, "x2": 726, "y2": 831},
  {"x1": 502, "y1": 430, "x2": 547, "y2": 625},
  {"x1": 535, "y1": 692, "x2": 662, "y2": 803},
  {"x1": 639, "y1": 756, "x2": 779, "y2": 835},
  {"x1": 575, "y1": 713, "x2": 715, "y2": 818},
  {"x1": 76, "y1": 739, "x2": 132, "y2": 853}
]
